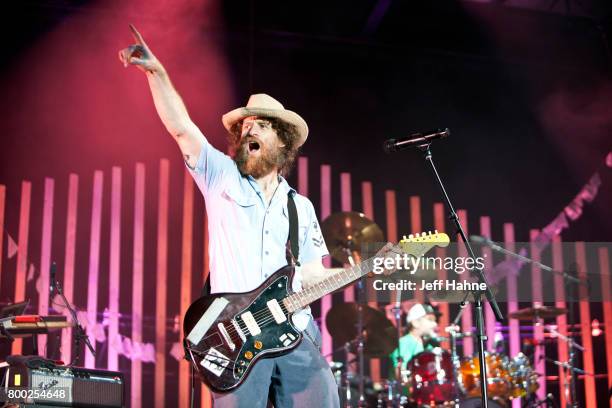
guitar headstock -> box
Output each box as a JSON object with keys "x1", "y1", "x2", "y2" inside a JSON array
[{"x1": 398, "y1": 230, "x2": 450, "y2": 257}]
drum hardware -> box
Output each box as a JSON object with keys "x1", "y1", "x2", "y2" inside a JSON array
[
  {"x1": 390, "y1": 285, "x2": 404, "y2": 407},
  {"x1": 508, "y1": 306, "x2": 567, "y2": 321},
  {"x1": 544, "y1": 325, "x2": 583, "y2": 351},
  {"x1": 460, "y1": 397, "x2": 505, "y2": 408},
  {"x1": 544, "y1": 357, "x2": 591, "y2": 376},
  {"x1": 326, "y1": 302, "x2": 396, "y2": 407},
  {"x1": 471, "y1": 240, "x2": 589, "y2": 408},
  {"x1": 321, "y1": 211, "x2": 386, "y2": 408},
  {"x1": 542, "y1": 323, "x2": 592, "y2": 408}
]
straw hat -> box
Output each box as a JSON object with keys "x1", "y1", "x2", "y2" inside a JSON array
[{"x1": 222, "y1": 94, "x2": 309, "y2": 147}]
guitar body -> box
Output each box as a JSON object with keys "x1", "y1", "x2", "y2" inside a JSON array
[
  {"x1": 182, "y1": 230, "x2": 450, "y2": 393},
  {"x1": 183, "y1": 265, "x2": 302, "y2": 393}
]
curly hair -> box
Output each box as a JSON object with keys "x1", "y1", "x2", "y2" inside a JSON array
[{"x1": 228, "y1": 116, "x2": 302, "y2": 176}]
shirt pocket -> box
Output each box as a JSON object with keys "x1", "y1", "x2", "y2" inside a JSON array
[
  {"x1": 222, "y1": 186, "x2": 256, "y2": 207},
  {"x1": 219, "y1": 186, "x2": 258, "y2": 233}
]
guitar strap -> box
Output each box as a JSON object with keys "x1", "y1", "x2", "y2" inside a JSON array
[{"x1": 286, "y1": 191, "x2": 300, "y2": 267}]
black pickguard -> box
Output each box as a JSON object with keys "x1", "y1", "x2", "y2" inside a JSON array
[{"x1": 183, "y1": 265, "x2": 302, "y2": 393}]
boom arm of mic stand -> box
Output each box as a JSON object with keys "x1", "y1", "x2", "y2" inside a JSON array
[{"x1": 474, "y1": 236, "x2": 581, "y2": 284}]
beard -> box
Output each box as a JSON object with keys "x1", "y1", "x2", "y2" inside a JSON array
[{"x1": 234, "y1": 136, "x2": 286, "y2": 178}]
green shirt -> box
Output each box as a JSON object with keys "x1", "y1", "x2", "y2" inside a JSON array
[{"x1": 389, "y1": 333, "x2": 430, "y2": 370}]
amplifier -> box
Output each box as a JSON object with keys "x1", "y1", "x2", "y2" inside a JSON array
[{"x1": 2, "y1": 359, "x2": 124, "y2": 407}]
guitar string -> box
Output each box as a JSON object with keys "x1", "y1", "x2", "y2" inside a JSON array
[
  {"x1": 189, "y1": 245, "x2": 425, "y2": 376},
  {"x1": 195, "y1": 243, "x2": 417, "y2": 339},
  {"x1": 228, "y1": 264, "x2": 363, "y2": 334},
  {"x1": 190, "y1": 266, "x2": 385, "y2": 373},
  {"x1": 218, "y1": 267, "x2": 362, "y2": 339}
]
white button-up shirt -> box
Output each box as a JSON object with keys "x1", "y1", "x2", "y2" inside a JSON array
[{"x1": 187, "y1": 138, "x2": 329, "y2": 330}]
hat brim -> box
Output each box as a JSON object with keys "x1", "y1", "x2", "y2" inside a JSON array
[{"x1": 222, "y1": 107, "x2": 308, "y2": 147}]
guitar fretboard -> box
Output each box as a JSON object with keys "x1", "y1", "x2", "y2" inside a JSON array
[{"x1": 282, "y1": 256, "x2": 378, "y2": 313}]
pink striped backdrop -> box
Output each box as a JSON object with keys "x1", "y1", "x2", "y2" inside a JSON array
[{"x1": 0, "y1": 157, "x2": 609, "y2": 406}]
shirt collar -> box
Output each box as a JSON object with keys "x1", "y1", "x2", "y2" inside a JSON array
[{"x1": 246, "y1": 174, "x2": 296, "y2": 196}]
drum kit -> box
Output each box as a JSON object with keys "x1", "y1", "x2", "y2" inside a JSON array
[{"x1": 320, "y1": 211, "x2": 579, "y2": 408}]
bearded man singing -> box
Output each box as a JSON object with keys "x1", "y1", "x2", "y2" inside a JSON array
[{"x1": 119, "y1": 25, "x2": 340, "y2": 407}]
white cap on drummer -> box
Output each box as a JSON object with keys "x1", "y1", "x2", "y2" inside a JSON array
[{"x1": 406, "y1": 304, "x2": 427, "y2": 323}]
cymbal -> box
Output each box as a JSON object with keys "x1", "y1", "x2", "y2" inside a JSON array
[
  {"x1": 321, "y1": 212, "x2": 384, "y2": 264},
  {"x1": 509, "y1": 305, "x2": 567, "y2": 321},
  {"x1": 325, "y1": 303, "x2": 396, "y2": 357}
]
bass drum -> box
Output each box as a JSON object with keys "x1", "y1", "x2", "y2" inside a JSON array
[
  {"x1": 405, "y1": 347, "x2": 457, "y2": 406},
  {"x1": 460, "y1": 398, "x2": 505, "y2": 408}
]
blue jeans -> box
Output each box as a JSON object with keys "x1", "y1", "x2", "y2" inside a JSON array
[{"x1": 212, "y1": 319, "x2": 340, "y2": 408}]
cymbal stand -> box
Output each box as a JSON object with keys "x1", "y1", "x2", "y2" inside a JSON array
[
  {"x1": 546, "y1": 325, "x2": 586, "y2": 408},
  {"x1": 565, "y1": 265, "x2": 579, "y2": 408},
  {"x1": 343, "y1": 341, "x2": 354, "y2": 408},
  {"x1": 343, "y1": 246, "x2": 367, "y2": 407}
]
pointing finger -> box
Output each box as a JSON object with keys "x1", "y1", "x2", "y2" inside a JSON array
[{"x1": 129, "y1": 24, "x2": 148, "y2": 48}]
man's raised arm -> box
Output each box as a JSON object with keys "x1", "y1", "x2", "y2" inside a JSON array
[{"x1": 119, "y1": 24, "x2": 204, "y2": 169}]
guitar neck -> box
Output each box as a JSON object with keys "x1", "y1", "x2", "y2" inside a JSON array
[
  {"x1": 283, "y1": 257, "x2": 377, "y2": 313},
  {"x1": 281, "y1": 232, "x2": 450, "y2": 313}
]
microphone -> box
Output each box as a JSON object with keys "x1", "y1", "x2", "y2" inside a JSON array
[
  {"x1": 50, "y1": 262, "x2": 57, "y2": 293},
  {"x1": 383, "y1": 128, "x2": 450, "y2": 153}
]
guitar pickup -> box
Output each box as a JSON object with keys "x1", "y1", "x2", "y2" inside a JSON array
[
  {"x1": 217, "y1": 322, "x2": 235, "y2": 351},
  {"x1": 266, "y1": 299, "x2": 287, "y2": 324},
  {"x1": 240, "y1": 311, "x2": 261, "y2": 336}
]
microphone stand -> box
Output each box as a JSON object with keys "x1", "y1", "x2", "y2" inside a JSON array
[
  {"x1": 418, "y1": 143, "x2": 504, "y2": 408},
  {"x1": 50, "y1": 262, "x2": 96, "y2": 366},
  {"x1": 392, "y1": 287, "x2": 403, "y2": 406}
]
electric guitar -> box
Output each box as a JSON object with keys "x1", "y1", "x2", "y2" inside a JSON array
[{"x1": 182, "y1": 231, "x2": 450, "y2": 392}]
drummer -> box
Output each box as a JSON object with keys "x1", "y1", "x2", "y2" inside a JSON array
[{"x1": 389, "y1": 303, "x2": 440, "y2": 370}]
